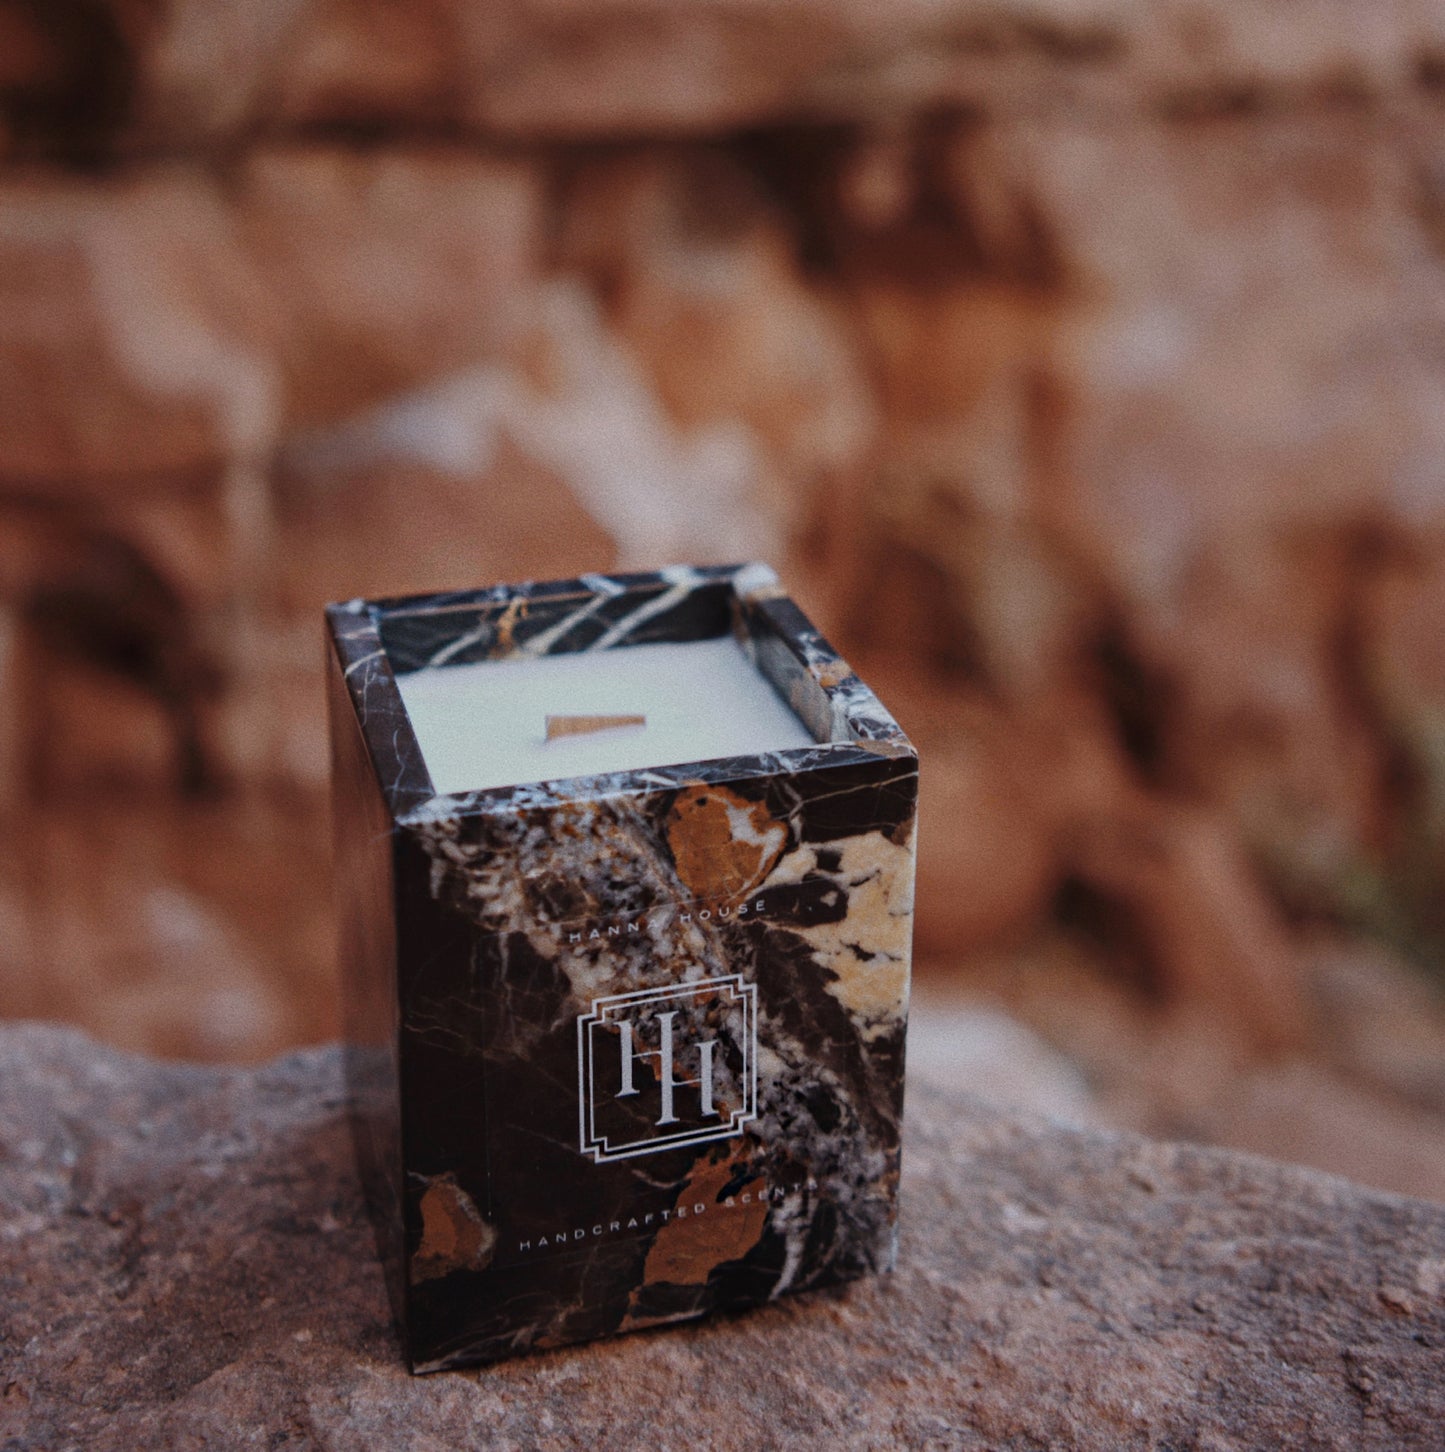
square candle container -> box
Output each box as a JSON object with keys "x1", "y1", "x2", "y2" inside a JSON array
[{"x1": 326, "y1": 562, "x2": 919, "y2": 1372}]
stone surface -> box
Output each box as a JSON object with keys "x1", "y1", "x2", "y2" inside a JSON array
[
  {"x1": 239, "y1": 148, "x2": 541, "y2": 431},
  {"x1": 0, "y1": 151, "x2": 540, "y2": 487},
  {"x1": 0, "y1": 170, "x2": 274, "y2": 485},
  {"x1": 946, "y1": 933, "x2": 1445, "y2": 1204},
  {"x1": 2, "y1": 1023, "x2": 1443, "y2": 1449},
  {"x1": 0, "y1": 798, "x2": 334, "y2": 1062},
  {"x1": 906, "y1": 991, "x2": 1098, "y2": 1125},
  {"x1": 5, "y1": 1, "x2": 1445, "y2": 152}
]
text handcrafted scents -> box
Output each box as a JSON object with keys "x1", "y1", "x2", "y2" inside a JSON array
[{"x1": 514, "y1": 1175, "x2": 820, "y2": 1255}]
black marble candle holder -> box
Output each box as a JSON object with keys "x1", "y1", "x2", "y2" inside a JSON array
[{"x1": 326, "y1": 562, "x2": 919, "y2": 1372}]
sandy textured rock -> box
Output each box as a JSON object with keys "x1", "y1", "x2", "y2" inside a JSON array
[
  {"x1": 239, "y1": 148, "x2": 542, "y2": 429},
  {"x1": 0, "y1": 170, "x2": 276, "y2": 485},
  {"x1": 948, "y1": 933, "x2": 1445, "y2": 1204},
  {"x1": 1, "y1": 1023, "x2": 1442, "y2": 1450},
  {"x1": 0, "y1": 151, "x2": 540, "y2": 487},
  {"x1": 827, "y1": 98, "x2": 1445, "y2": 980},
  {"x1": 5, "y1": 1, "x2": 1445, "y2": 151},
  {"x1": 558, "y1": 151, "x2": 875, "y2": 539},
  {"x1": 0, "y1": 803, "x2": 334, "y2": 1062}
]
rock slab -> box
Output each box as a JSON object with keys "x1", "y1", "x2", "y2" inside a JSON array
[{"x1": 1, "y1": 1023, "x2": 1442, "y2": 1450}]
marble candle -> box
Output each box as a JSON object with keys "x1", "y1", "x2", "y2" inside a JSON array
[{"x1": 327, "y1": 563, "x2": 919, "y2": 1373}]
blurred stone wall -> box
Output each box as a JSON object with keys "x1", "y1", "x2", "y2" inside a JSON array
[{"x1": 1, "y1": 0, "x2": 1443, "y2": 1143}]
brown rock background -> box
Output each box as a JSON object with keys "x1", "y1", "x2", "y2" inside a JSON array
[{"x1": 2, "y1": 1, "x2": 1444, "y2": 1195}]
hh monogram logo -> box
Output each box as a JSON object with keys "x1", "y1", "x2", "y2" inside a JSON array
[{"x1": 577, "y1": 975, "x2": 758, "y2": 1163}]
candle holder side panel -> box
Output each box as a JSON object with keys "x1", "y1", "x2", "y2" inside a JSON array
[
  {"x1": 325, "y1": 632, "x2": 408, "y2": 1349},
  {"x1": 325, "y1": 599, "x2": 435, "y2": 817},
  {"x1": 389, "y1": 744, "x2": 919, "y2": 1372},
  {"x1": 734, "y1": 588, "x2": 913, "y2": 750}
]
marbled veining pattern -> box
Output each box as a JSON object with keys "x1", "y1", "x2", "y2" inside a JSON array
[{"x1": 326, "y1": 563, "x2": 918, "y2": 1372}]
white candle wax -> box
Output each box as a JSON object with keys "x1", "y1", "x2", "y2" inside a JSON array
[{"x1": 396, "y1": 636, "x2": 817, "y2": 795}]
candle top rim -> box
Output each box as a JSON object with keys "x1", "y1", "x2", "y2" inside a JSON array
[{"x1": 327, "y1": 562, "x2": 916, "y2": 821}]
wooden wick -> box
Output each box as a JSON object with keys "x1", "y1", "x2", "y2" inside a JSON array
[{"x1": 545, "y1": 713, "x2": 647, "y2": 742}]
